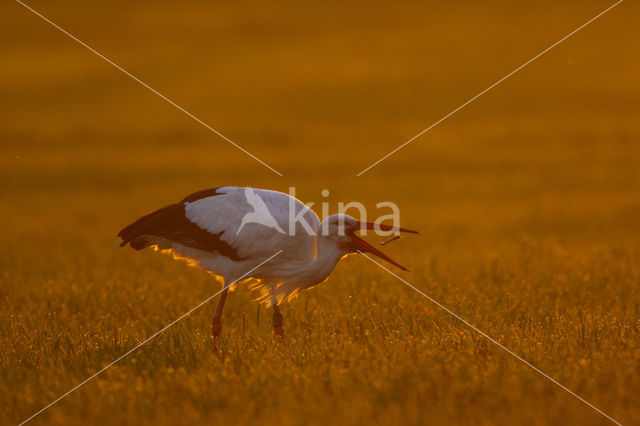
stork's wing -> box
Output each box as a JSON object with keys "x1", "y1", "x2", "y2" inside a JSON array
[
  {"x1": 117, "y1": 188, "x2": 243, "y2": 260},
  {"x1": 118, "y1": 187, "x2": 320, "y2": 262},
  {"x1": 184, "y1": 187, "x2": 320, "y2": 260}
]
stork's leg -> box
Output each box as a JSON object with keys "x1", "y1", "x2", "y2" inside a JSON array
[
  {"x1": 211, "y1": 285, "x2": 229, "y2": 344},
  {"x1": 272, "y1": 304, "x2": 284, "y2": 339}
]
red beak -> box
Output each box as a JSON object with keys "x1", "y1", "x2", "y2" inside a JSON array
[{"x1": 345, "y1": 221, "x2": 418, "y2": 271}]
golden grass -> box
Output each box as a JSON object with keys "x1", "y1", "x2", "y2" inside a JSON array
[{"x1": 2, "y1": 0, "x2": 639, "y2": 424}]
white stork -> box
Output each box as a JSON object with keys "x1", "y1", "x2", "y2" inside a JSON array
[{"x1": 117, "y1": 186, "x2": 417, "y2": 340}]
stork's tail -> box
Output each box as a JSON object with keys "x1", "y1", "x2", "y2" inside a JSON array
[{"x1": 117, "y1": 204, "x2": 175, "y2": 250}]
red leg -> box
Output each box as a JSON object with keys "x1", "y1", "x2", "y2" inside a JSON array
[
  {"x1": 211, "y1": 285, "x2": 229, "y2": 347},
  {"x1": 273, "y1": 304, "x2": 284, "y2": 339}
]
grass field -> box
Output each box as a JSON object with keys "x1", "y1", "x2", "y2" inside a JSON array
[{"x1": 2, "y1": 0, "x2": 640, "y2": 424}]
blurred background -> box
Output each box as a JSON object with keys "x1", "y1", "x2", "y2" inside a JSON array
[{"x1": 1, "y1": 0, "x2": 639, "y2": 424}]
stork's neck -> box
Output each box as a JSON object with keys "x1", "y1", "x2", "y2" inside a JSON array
[{"x1": 303, "y1": 236, "x2": 346, "y2": 285}]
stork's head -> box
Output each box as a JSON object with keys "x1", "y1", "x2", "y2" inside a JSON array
[{"x1": 320, "y1": 214, "x2": 418, "y2": 271}]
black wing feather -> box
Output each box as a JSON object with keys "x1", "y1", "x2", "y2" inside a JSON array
[{"x1": 117, "y1": 188, "x2": 243, "y2": 261}]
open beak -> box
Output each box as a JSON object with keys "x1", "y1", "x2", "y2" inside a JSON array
[{"x1": 346, "y1": 221, "x2": 418, "y2": 271}]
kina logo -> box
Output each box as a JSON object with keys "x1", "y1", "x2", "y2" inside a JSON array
[{"x1": 236, "y1": 187, "x2": 285, "y2": 236}]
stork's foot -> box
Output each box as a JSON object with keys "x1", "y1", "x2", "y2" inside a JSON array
[
  {"x1": 274, "y1": 324, "x2": 284, "y2": 339},
  {"x1": 211, "y1": 315, "x2": 222, "y2": 349}
]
